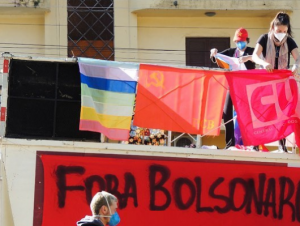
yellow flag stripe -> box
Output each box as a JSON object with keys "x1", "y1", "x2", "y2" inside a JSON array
[{"x1": 80, "y1": 107, "x2": 132, "y2": 130}]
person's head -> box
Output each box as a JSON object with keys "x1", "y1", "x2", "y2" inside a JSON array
[
  {"x1": 90, "y1": 191, "x2": 119, "y2": 226},
  {"x1": 233, "y1": 27, "x2": 249, "y2": 50},
  {"x1": 270, "y1": 12, "x2": 292, "y2": 39}
]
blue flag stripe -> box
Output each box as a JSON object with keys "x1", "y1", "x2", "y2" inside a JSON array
[{"x1": 80, "y1": 73, "x2": 137, "y2": 94}]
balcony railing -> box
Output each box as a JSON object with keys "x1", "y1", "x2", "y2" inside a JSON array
[
  {"x1": 130, "y1": 0, "x2": 293, "y2": 17},
  {"x1": 0, "y1": 0, "x2": 49, "y2": 14}
]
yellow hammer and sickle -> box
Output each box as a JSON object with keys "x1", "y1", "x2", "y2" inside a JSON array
[{"x1": 146, "y1": 71, "x2": 165, "y2": 89}]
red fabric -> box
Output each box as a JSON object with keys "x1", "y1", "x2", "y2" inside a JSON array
[
  {"x1": 3, "y1": 59, "x2": 9, "y2": 73},
  {"x1": 40, "y1": 153, "x2": 300, "y2": 226},
  {"x1": 134, "y1": 64, "x2": 227, "y2": 135},
  {"x1": 225, "y1": 69, "x2": 300, "y2": 147}
]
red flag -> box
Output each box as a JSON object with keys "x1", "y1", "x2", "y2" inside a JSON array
[
  {"x1": 134, "y1": 64, "x2": 227, "y2": 135},
  {"x1": 225, "y1": 69, "x2": 300, "y2": 147}
]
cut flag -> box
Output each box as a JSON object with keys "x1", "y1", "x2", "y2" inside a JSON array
[
  {"x1": 134, "y1": 64, "x2": 228, "y2": 135},
  {"x1": 78, "y1": 57, "x2": 139, "y2": 140},
  {"x1": 225, "y1": 69, "x2": 300, "y2": 147},
  {"x1": 215, "y1": 53, "x2": 246, "y2": 71}
]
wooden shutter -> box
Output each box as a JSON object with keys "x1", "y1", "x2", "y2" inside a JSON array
[{"x1": 186, "y1": 37, "x2": 230, "y2": 67}]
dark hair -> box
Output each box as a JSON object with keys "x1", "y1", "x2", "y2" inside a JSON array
[
  {"x1": 270, "y1": 12, "x2": 293, "y2": 37},
  {"x1": 246, "y1": 38, "x2": 250, "y2": 44}
]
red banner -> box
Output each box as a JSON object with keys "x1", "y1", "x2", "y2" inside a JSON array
[
  {"x1": 37, "y1": 152, "x2": 300, "y2": 226},
  {"x1": 3, "y1": 59, "x2": 9, "y2": 73},
  {"x1": 134, "y1": 64, "x2": 227, "y2": 135},
  {"x1": 0, "y1": 107, "x2": 6, "y2": 121},
  {"x1": 225, "y1": 69, "x2": 300, "y2": 146}
]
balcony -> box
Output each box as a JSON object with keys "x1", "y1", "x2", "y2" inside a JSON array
[
  {"x1": 130, "y1": 0, "x2": 293, "y2": 17},
  {"x1": 0, "y1": 0, "x2": 49, "y2": 15}
]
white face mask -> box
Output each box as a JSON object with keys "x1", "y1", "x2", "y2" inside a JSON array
[{"x1": 274, "y1": 33, "x2": 286, "y2": 42}]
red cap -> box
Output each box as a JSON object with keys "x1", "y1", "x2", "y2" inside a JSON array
[{"x1": 233, "y1": 28, "x2": 248, "y2": 42}]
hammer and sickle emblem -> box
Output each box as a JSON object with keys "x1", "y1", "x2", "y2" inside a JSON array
[{"x1": 146, "y1": 71, "x2": 165, "y2": 89}]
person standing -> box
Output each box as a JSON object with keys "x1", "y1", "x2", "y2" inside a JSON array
[
  {"x1": 210, "y1": 27, "x2": 256, "y2": 149},
  {"x1": 77, "y1": 191, "x2": 120, "y2": 226},
  {"x1": 252, "y1": 12, "x2": 300, "y2": 152}
]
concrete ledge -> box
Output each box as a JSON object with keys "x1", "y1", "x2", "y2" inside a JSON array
[{"x1": 1, "y1": 138, "x2": 300, "y2": 165}]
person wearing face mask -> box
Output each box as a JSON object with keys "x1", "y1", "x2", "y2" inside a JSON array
[
  {"x1": 210, "y1": 27, "x2": 256, "y2": 149},
  {"x1": 77, "y1": 191, "x2": 120, "y2": 226},
  {"x1": 252, "y1": 12, "x2": 300, "y2": 152}
]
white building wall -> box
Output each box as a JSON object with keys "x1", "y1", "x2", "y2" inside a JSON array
[{"x1": 1, "y1": 138, "x2": 300, "y2": 226}]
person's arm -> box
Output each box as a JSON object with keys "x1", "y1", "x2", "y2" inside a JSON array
[
  {"x1": 291, "y1": 48, "x2": 300, "y2": 76},
  {"x1": 210, "y1": 48, "x2": 231, "y2": 58},
  {"x1": 238, "y1": 47, "x2": 255, "y2": 63},
  {"x1": 252, "y1": 43, "x2": 273, "y2": 72},
  {"x1": 210, "y1": 48, "x2": 231, "y2": 65},
  {"x1": 238, "y1": 55, "x2": 253, "y2": 63}
]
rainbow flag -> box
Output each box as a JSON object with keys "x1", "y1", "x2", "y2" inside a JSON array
[{"x1": 78, "y1": 58, "x2": 139, "y2": 140}]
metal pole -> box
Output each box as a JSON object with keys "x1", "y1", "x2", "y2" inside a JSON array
[
  {"x1": 168, "y1": 131, "x2": 172, "y2": 147},
  {"x1": 196, "y1": 135, "x2": 201, "y2": 148}
]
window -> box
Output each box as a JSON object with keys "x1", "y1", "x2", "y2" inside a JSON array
[
  {"x1": 67, "y1": 0, "x2": 114, "y2": 60},
  {"x1": 186, "y1": 37, "x2": 230, "y2": 67}
]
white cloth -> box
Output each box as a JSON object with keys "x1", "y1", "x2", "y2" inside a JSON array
[{"x1": 215, "y1": 53, "x2": 247, "y2": 71}]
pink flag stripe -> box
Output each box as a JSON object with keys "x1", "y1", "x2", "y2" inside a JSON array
[
  {"x1": 79, "y1": 62, "x2": 138, "y2": 81},
  {"x1": 80, "y1": 119, "x2": 130, "y2": 141}
]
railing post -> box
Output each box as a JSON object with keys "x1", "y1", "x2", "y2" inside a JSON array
[
  {"x1": 167, "y1": 131, "x2": 172, "y2": 147},
  {"x1": 0, "y1": 57, "x2": 10, "y2": 137}
]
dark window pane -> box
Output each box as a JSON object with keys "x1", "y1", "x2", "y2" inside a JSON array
[
  {"x1": 6, "y1": 59, "x2": 100, "y2": 141},
  {"x1": 6, "y1": 98, "x2": 55, "y2": 138},
  {"x1": 57, "y1": 63, "x2": 81, "y2": 101},
  {"x1": 186, "y1": 38, "x2": 230, "y2": 68},
  {"x1": 55, "y1": 101, "x2": 100, "y2": 141},
  {"x1": 8, "y1": 59, "x2": 56, "y2": 98}
]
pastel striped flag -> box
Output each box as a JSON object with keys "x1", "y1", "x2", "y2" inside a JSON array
[{"x1": 78, "y1": 57, "x2": 139, "y2": 140}]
